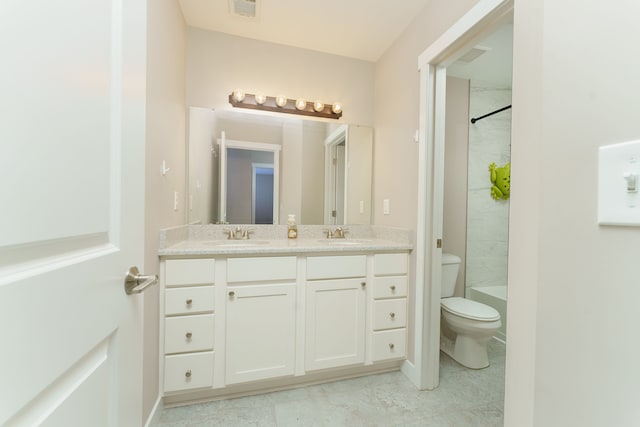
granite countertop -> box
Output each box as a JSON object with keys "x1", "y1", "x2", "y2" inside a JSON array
[{"x1": 158, "y1": 225, "x2": 413, "y2": 257}]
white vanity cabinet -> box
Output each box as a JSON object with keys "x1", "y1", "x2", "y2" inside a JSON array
[
  {"x1": 225, "y1": 256, "x2": 297, "y2": 384},
  {"x1": 162, "y1": 259, "x2": 216, "y2": 393},
  {"x1": 305, "y1": 255, "x2": 367, "y2": 371},
  {"x1": 159, "y1": 244, "x2": 411, "y2": 405},
  {"x1": 370, "y1": 253, "x2": 408, "y2": 361}
]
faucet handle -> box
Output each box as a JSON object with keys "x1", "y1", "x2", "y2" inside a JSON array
[
  {"x1": 323, "y1": 229, "x2": 334, "y2": 239},
  {"x1": 334, "y1": 227, "x2": 349, "y2": 238},
  {"x1": 223, "y1": 228, "x2": 233, "y2": 240},
  {"x1": 242, "y1": 228, "x2": 255, "y2": 239}
]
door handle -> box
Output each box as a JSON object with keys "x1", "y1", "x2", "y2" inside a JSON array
[{"x1": 124, "y1": 266, "x2": 158, "y2": 295}]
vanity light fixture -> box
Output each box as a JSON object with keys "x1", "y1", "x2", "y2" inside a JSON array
[
  {"x1": 228, "y1": 91, "x2": 343, "y2": 119},
  {"x1": 275, "y1": 94, "x2": 288, "y2": 108},
  {"x1": 295, "y1": 98, "x2": 307, "y2": 110},
  {"x1": 232, "y1": 88, "x2": 246, "y2": 102},
  {"x1": 254, "y1": 92, "x2": 267, "y2": 105}
]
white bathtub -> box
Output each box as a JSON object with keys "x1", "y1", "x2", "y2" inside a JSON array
[{"x1": 468, "y1": 285, "x2": 507, "y2": 342}]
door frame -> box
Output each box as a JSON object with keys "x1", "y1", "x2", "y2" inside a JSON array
[
  {"x1": 408, "y1": 0, "x2": 514, "y2": 390},
  {"x1": 324, "y1": 125, "x2": 348, "y2": 224},
  {"x1": 218, "y1": 136, "x2": 281, "y2": 224}
]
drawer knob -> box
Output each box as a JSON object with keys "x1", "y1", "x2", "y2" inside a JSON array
[
  {"x1": 389, "y1": 343, "x2": 395, "y2": 350},
  {"x1": 390, "y1": 285, "x2": 396, "y2": 291},
  {"x1": 186, "y1": 298, "x2": 193, "y2": 305},
  {"x1": 228, "y1": 291, "x2": 235, "y2": 297},
  {"x1": 185, "y1": 370, "x2": 192, "y2": 378},
  {"x1": 185, "y1": 332, "x2": 192, "y2": 339},
  {"x1": 390, "y1": 312, "x2": 396, "y2": 319},
  {"x1": 361, "y1": 282, "x2": 366, "y2": 288}
]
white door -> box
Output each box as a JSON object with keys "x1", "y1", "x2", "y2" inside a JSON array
[{"x1": 1, "y1": 1, "x2": 148, "y2": 426}]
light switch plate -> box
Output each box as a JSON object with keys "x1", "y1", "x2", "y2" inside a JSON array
[{"x1": 598, "y1": 140, "x2": 640, "y2": 226}]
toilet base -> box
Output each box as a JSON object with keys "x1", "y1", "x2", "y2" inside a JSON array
[{"x1": 440, "y1": 329, "x2": 491, "y2": 370}]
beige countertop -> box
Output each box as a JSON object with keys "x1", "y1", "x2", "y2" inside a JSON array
[{"x1": 158, "y1": 225, "x2": 413, "y2": 257}]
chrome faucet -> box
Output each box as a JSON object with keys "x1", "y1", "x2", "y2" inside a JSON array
[
  {"x1": 324, "y1": 227, "x2": 349, "y2": 239},
  {"x1": 224, "y1": 226, "x2": 254, "y2": 240}
]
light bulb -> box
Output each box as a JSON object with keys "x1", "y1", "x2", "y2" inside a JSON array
[
  {"x1": 232, "y1": 88, "x2": 245, "y2": 102},
  {"x1": 275, "y1": 95, "x2": 287, "y2": 107},
  {"x1": 254, "y1": 93, "x2": 267, "y2": 105},
  {"x1": 295, "y1": 98, "x2": 307, "y2": 110},
  {"x1": 313, "y1": 101, "x2": 325, "y2": 112},
  {"x1": 331, "y1": 101, "x2": 342, "y2": 114}
]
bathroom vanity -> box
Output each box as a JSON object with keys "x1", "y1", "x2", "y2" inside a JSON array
[{"x1": 158, "y1": 225, "x2": 412, "y2": 406}]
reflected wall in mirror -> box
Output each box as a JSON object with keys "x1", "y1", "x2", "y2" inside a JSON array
[{"x1": 187, "y1": 107, "x2": 372, "y2": 225}]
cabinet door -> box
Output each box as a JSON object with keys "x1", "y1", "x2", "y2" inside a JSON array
[
  {"x1": 305, "y1": 278, "x2": 366, "y2": 371},
  {"x1": 225, "y1": 283, "x2": 296, "y2": 384}
]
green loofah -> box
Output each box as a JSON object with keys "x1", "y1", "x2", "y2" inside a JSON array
[{"x1": 489, "y1": 162, "x2": 510, "y2": 200}]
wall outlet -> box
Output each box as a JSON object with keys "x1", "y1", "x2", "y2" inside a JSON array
[
  {"x1": 359, "y1": 200, "x2": 364, "y2": 214},
  {"x1": 173, "y1": 191, "x2": 179, "y2": 211},
  {"x1": 383, "y1": 198, "x2": 390, "y2": 215}
]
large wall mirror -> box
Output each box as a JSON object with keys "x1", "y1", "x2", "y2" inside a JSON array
[{"x1": 187, "y1": 107, "x2": 373, "y2": 225}]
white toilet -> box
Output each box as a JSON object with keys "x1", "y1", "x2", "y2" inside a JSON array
[{"x1": 440, "y1": 253, "x2": 501, "y2": 369}]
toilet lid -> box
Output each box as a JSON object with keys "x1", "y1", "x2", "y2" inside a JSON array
[{"x1": 441, "y1": 297, "x2": 500, "y2": 321}]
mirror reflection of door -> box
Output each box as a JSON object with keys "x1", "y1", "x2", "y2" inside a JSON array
[
  {"x1": 218, "y1": 134, "x2": 281, "y2": 224},
  {"x1": 252, "y1": 164, "x2": 274, "y2": 224},
  {"x1": 324, "y1": 125, "x2": 347, "y2": 225},
  {"x1": 332, "y1": 142, "x2": 346, "y2": 224}
]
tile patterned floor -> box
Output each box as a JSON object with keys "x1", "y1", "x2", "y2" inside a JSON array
[{"x1": 158, "y1": 340, "x2": 505, "y2": 426}]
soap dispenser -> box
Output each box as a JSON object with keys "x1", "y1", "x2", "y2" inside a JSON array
[{"x1": 287, "y1": 214, "x2": 298, "y2": 239}]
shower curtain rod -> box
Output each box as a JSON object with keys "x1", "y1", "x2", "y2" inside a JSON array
[{"x1": 470, "y1": 104, "x2": 512, "y2": 124}]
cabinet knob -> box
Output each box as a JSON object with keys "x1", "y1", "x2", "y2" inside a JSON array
[
  {"x1": 389, "y1": 343, "x2": 395, "y2": 350},
  {"x1": 228, "y1": 291, "x2": 235, "y2": 297},
  {"x1": 361, "y1": 282, "x2": 366, "y2": 288},
  {"x1": 390, "y1": 285, "x2": 396, "y2": 292},
  {"x1": 185, "y1": 332, "x2": 192, "y2": 339},
  {"x1": 186, "y1": 298, "x2": 193, "y2": 305},
  {"x1": 389, "y1": 312, "x2": 396, "y2": 319},
  {"x1": 185, "y1": 370, "x2": 192, "y2": 378}
]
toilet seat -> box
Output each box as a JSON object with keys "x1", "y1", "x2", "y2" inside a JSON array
[{"x1": 441, "y1": 297, "x2": 500, "y2": 321}]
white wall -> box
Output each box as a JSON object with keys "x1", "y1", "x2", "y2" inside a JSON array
[
  {"x1": 506, "y1": 0, "x2": 640, "y2": 425},
  {"x1": 443, "y1": 76, "x2": 470, "y2": 296},
  {"x1": 185, "y1": 28, "x2": 375, "y2": 127},
  {"x1": 143, "y1": 0, "x2": 186, "y2": 422},
  {"x1": 465, "y1": 82, "x2": 511, "y2": 293},
  {"x1": 374, "y1": 0, "x2": 480, "y2": 363}
]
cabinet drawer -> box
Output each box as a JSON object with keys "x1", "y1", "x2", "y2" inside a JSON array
[
  {"x1": 165, "y1": 259, "x2": 215, "y2": 286},
  {"x1": 306, "y1": 255, "x2": 366, "y2": 280},
  {"x1": 371, "y1": 329, "x2": 406, "y2": 361},
  {"x1": 372, "y1": 276, "x2": 407, "y2": 299},
  {"x1": 227, "y1": 257, "x2": 296, "y2": 282},
  {"x1": 372, "y1": 299, "x2": 407, "y2": 330},
  {"x1": 164, "y1": 351, "x2": 214, "y2": 392},
  {"x1": 165, "y1": 314, "x2": 215, "y2": 354},
  {"x1": 165, "y1": 286, "x2": 215, "y2": 316},
  {"x1": 373, "y1": 253, "x2": 408, "y2": 276}
]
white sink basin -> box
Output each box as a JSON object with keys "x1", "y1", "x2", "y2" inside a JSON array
[
  {"x1": 204, "y1": 240, "x2": 271, "y2": 247},
  {"x1": 317, "y1": 239, "x2": 372, "y2": 245}
]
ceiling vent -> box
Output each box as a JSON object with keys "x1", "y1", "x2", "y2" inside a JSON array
[
  {"x1": 229, "y1": 0, "x2": 258, "y2": 18},
  {"x1": 457, "y1": 46, "x2": 491, "y2": 63}
]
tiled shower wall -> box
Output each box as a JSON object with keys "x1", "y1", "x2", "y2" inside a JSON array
[{"x1": 465, "y1": 81, "x2": 512, "y2": 295}]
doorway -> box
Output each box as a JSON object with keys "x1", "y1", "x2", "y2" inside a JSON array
[{"x1": 411, "y1": 0, "x2": 514, "y2": 391}]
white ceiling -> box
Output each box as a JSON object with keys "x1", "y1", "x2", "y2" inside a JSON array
[
  {"x1": 178, "y1": 0, "x2": 431, "y2": 62},
  {"x1": 447, "y1": 23, "x2": 513, "y2": 86}
]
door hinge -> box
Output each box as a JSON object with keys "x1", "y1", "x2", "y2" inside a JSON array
[
  {"x1": 436, "y1": 238, "x2": 442, "y2": 248},
  {"x1": 332, "y1": 210, "x2": 337, "y2": 217}
]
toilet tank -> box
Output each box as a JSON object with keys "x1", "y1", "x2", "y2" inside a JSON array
[{"x1": 441, "y1": 253, "x2": 461, "y2": 297}]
